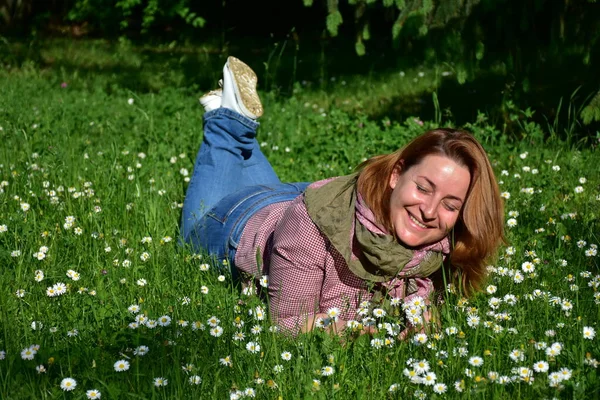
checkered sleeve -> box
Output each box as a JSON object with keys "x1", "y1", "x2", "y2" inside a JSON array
[{"x1": 267, "y1": 196, "x2": 329, "y2": 334}]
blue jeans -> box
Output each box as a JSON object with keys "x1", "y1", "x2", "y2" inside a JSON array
[{"x1": 181, "y1": 108, "x2": 309, "y2": 277}]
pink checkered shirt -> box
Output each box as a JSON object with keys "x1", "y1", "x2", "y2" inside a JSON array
[{"x1": 235, "y1": 177, "x2": 448, "y2": 333}]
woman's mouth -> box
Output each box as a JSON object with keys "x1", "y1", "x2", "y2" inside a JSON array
[{"x1": 408, "y1": 213, "x2": 428, "y2": 229}]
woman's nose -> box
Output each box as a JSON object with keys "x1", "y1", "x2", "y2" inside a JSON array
[{"x1": 420, "y1": 200, "x2": 437, "y2": 220}]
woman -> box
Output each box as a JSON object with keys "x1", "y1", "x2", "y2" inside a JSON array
[{"x1": 182, "y1": 57, "x2": 504, "y2": 335}]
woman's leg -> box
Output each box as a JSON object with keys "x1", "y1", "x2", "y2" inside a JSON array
[
  {"x1": 181, "y1": 56, "x2": 281, "y2": 242},
  {"x1": 181, "y1": 108, "x2": 280, "y2": 241}
]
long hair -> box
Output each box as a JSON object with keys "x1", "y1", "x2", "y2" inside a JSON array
[{"x1": 356, "y1": 128, "x2": 505, "y2": 296}]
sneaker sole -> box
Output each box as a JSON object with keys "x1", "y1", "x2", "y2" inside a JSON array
[{"x1": 227, "y1": 56, "x2": 263, "y2": 118}]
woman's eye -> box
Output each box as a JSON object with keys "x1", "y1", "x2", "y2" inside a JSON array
[
  {"x1": 416, "y1": 185, "x2": 428, "y2": 193},
  {"x1": 444, "y1": 203, "x2": 458, "y2": 212}
]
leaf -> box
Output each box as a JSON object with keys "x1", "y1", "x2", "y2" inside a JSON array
[
  {"x1": 581, "y1": 89, "x2": 600, "y2": 125},
  {"x1": 362, "y1": 24, "x2": 370, "y2": 40},
  {"x1": 355, "y1": 40, "x2": 366, "y2": 56},
  {"x1": 303, "y1": 0, "x2": 314, "y2": 5},
  {"x1": 326, "y1": 11, "x2": 343, "y2": 37},
  {"x1": 457, "y1": 68, "x2": 467, "y2": 84},
  {"x1": 476, "y1": 41, "x2": 485, "y2": 60}
]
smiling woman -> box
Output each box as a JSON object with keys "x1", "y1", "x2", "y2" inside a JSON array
[{"x1": 181, "y1": 56, "x2": 505, "y2": 336}]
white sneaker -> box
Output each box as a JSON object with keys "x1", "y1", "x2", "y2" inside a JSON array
[
  {"x1": 221, "y1": 56, "x2": 263, "y2": 119},
  {"x1": 199, "y1": 89, "x2": 222, "y2": 112}
]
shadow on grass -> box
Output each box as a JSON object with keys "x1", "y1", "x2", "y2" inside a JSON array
[{"x1": 2, "y1": 35, "x2": 599, "y2": 140}]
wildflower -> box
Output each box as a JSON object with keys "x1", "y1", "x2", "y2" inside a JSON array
[
  {"x1": 501, "y1": 192, "x2": 511, "y2": 199},
  {"x1": 372, "y1": 308, "x2": 386, "y2": 318},
  {"x1": 521, "y1": 261, "x2": 535, "y2": 273},
  {"x1": 21, "y1": 347, "x2": 36, "y2": 360},
  {"x1": 114, "y1": 359, "x2": 130, "y2": 372},
  {"x1": 259, "y1": 275, "x2": 268, "y2": 287},
  {"x1": 422, "y1": 372, "x2": 437, "y2": 386},
  {"x1": 246, "y1": 341, "x2": 260, "y2": 354},
  {"x1": 66, "y1": 269, "x2": 80, "y2": 281},
  {"x1": 467, "y1": 315, "x2": 481, "y2": 328},
  {"x1": 127, "y1": 304, "x2": 140, "y2": 313},
  {"x1": 36, "y1": 365, "x2": 46, "y2": 373},
  {"x1": 250, "y1": 325, "x2": 262, "y2": 335},
  {"x1": 153, "y1": 377, "x2": 168, "y2": 387},
  {"x1": 469, "y1": 356, "x2": 484, "y2": 367},
  {"x1": 15, "y1": 289, "x2": 25, "y2": 298},
  {"x1": 583, "y1": 326, "x2": 596, "y2": 340},
  {"x1": 134, "y1": 345, "x2": 149, "y2": 356},
  {"x1": 207, "y1": 316, "x2": 220, "y2": 327},
  {"x1": 558, "y1": 367, "x2": 572, "y2": 381},
  {"x1": 252, "y1": 306, "x2": 266, "y2": 321},
  {"x1": 60, "y1": 377, "x2": 77, "y2": 391},
  {"x1": 67, "y1": 329, "x2": 79, "y2": 337},
  {"x1": 189, "y1": 375, "x2": 202, "y2": 385},
  {"x1": 145, "y1": 320, "x2": 157, "y2": 329},
  {"x1": 433, "y1": 383, "x2": 447, "y2": 394},
  {"x1": 219, "y1": 355, "x2": 232, "y2": 367},
  {"x1": 413, "y1": 333, "x2": 428, "y2": 345},
  {"x1": 454, "y1": 379, "x2": 465, "y2": 392},
  {"x1": 243, "y1": 388, "x2": 256, "y2": 397},
  {"x1": 370, "y1": 338, "x2": 384, "y2": 349},
  {"x1": 140, "y1": 252, "x2": 150, "y2": 262},
  {"x1": 209, "y1": 326, "x2": 223, "y2": 337},
  {"x1": 273, "y1": 364, "x2": 284, "y2": 374},
  {"x1": 158, "y1": 315, "x2": 171, "y2": 327},
  {"x1": 546, "y1": 342, "x2": 562, "y2": 357},
  {"x1": 533, "y1": 360, "x2": 549, "y2": 373},
  {"x1": 413, "y1": 359, "x2": 430, "y2": 374},
  {"x1": 507, "y1": 218, "x2": 517, "y2": 227},
  {"x1": 509, "y1": 349, "x2": 525, "y2": 362},
  {"x1": 199, "y1": 263, "x2": 210, "y2": 271},
  {"x1": 574, "y1": 186, "x2": 584, "y2": 193},
  {"x1": 548, "y1": 372, "x2": 562, "y2": 387},
  {"x1": 445, "y1": 326, "x2": 458, "y2": 335},
  {"x1": 86, "y1": 389, "x2": 101, "y2": 399},
  {"x1": 281, "y1": 351, "x2": 292, "y2": 361},
  {"x1": 513, "y1": 271, "x2": 524, "y2": 283}
]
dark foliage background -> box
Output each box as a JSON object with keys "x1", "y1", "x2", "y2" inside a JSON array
[{"x1": 1, "y1": 0, "x2": 599, "y2": 137}]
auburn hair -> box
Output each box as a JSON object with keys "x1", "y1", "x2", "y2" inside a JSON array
[{"x1": 356, "y1": 128, "x2": 505, "y2": 296}]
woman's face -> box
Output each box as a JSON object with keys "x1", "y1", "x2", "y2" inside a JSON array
[{"x1": 389, "y1": 154, "x2": 471, "y2": 248}]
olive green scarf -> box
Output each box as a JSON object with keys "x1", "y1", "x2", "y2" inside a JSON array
[{"x1": 304, "y1": 174, "x2": 445, "y2": 283}]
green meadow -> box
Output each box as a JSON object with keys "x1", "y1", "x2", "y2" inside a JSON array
[{"x1": 0, "y1": 40, "x2": 599, "y2": 399}]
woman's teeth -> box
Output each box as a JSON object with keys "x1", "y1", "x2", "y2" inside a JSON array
[{"x1": 409, "y1": 214, "x2": 427, "y2": 228}]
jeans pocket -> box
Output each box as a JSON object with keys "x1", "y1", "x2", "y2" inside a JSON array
[{"x1": 205, "y1": 186, "x2": 272, "y2": 224}]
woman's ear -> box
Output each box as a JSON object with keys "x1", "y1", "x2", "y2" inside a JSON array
[{"x1": 389, "y1": 160, "x2": 404, "y2": 190}]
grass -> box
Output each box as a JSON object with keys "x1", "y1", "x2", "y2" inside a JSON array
[{"x1": 0, "y1": 39, "x2": 599, "y2": 399}]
